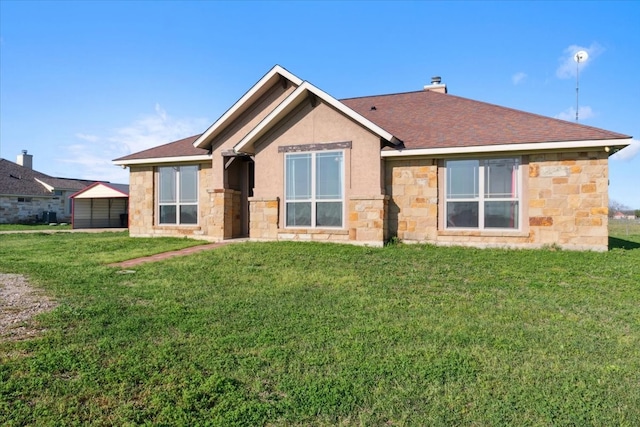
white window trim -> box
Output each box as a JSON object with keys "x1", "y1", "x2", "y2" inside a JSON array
[
  {"x1": 158, "y1": 165, "x2": 199, "y2": 226},
  {"x1": 284, "y1": 150, "x2": 345, "y2": 229},
  {"x1": 445, "y1": 157, "x2": 521, "y2": 231}
]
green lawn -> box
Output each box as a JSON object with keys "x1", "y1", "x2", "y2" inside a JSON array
[
  {"x1": 0, "y1": 223, "x2": 72, "y2": 231},
  {"x1": 1, "y1": 231, "x2": 639, "y2": 425}
]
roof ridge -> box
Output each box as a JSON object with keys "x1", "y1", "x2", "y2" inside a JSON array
[{"x1": 340, "y1": 89, "x2": 426, "y2": 102}]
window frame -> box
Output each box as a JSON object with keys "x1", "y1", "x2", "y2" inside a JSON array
[
  {"x1": 444, "y1": 157, "x2": 521, "y2": 231},
  {"x1": 284, "y1": 150, "x2": 345, "y2": 229},
  {"x1": 157, "y1": 165, "x2": 199, "y2": 226}
]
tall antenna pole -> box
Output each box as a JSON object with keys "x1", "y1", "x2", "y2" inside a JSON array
[
  {"x1": 575, "y1": 57, "x2": 579, "y2": 122},
  {"x1": 573, "y1": 50, "x2": 588, "y2": 122}
]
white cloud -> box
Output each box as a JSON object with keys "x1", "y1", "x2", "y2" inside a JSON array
[
  {"x1": 58, "y1": 105, "x2": 209, "y2": 184},
  {"x1": 74, "y1": 133, "x2": 99, "y2": 142},
  {"x1": 512, "y1": 72, "x2": 527, "y2": 85},
  {"x1": 109, "y1": 104, "x2": 208, "y2": 155},
  {"x1": 554, "y1": 106, "x2": 595, "y2": 121},
  {"x1": 611, "y1": 139, "x2": 640, "y2": 161},
  {"x1": 556, "y1": 43, "x2": 604, "y2": 79}
]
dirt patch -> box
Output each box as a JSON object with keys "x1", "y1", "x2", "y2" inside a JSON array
[{"x1": 0, "y1": 273, "x2": 58, "y2": 342}]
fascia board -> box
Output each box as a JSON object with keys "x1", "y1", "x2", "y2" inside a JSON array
[
  {"x1": 234, "y1": 81, "x2": 396, "y2": 154},
  {"x1": 234, "y1": 84, "x2": 309, "y2": 154},
  {"x1": 193, "y1": 65, "x2": 303, "y2": 149},
  {"x1": 113, "y1": 154, "x2": 212, "y2": 166},
  {"x1": 380, "y1": 138, "x2": 633, "y2": 158}
]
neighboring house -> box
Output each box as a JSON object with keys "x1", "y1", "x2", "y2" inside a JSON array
[
  {"x1": 70, "y1": 182, "x2": 130, "y2": 229},
  {"x1": 0, "y1": 151, "x2": 101, "y2": 224},
  {"x1": 114, "y1": 65, "x2": 633, "y2": 251},
  {"x1": 612, "y1": 211, "x2": 636, "y2": 220}
]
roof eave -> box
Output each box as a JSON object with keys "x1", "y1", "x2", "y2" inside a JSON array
[
  {"x1": 113, "y1": 154, "x2": 212, "y2": 167},
  {"x1": 380, "y1": 138, "x2": 634, "y2": 158}
]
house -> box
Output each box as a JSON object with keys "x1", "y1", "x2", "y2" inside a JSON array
[
  {"x1": 612, "y1": 211, "x2": 636, "y2": 221},
  {"x1": 70, "y1": 182, "x2": 130, "y2": 229},
  {"x1": 113, "y1": 65, "x2": 632, "y2": 251},
  {"x1": 0, "y1": 151, "x2": 101, "y2": 224}
]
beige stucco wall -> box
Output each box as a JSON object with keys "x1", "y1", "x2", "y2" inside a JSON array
[
  {"x1": 249, "y1": 98, "x2": 386, "y2": 244},
  {"x1": 253, "y1": 100, "x2": 384, "y2": 199},
  {"x1": 386, "y1": 150, "x2": 610, "y2": 251}
]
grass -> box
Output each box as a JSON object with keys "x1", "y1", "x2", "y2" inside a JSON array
[
  {"x1": 0, "y1": 223, "x2": 72, "y2": 231},
  {"x1": 1, "y1": 230, "x2": 639, "y2": 425},
  {"x1": 609, "y1": 218, "x2": 640, "y2": 238}
]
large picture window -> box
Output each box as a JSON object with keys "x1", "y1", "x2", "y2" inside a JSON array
[
  {"x1": 445, "y1": 158, "x2": 520, "y2": 230},
  {"x1": 285, "y1": 151, "x2": 343, "y2": 228},
  {"x1": 158, "y1": 165, "x2": 198, "y2": 225}
]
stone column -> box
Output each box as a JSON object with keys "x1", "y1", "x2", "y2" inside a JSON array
[
  {"x1": 249, "y1": 197, "x2": 279, "y2": 240},
  {"x1": 348, "y1": 195, "x2": 388, "y2": 244}
]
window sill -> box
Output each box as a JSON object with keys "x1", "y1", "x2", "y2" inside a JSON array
[
  {"x1": 279, "y1": 228, "x2": 349, "y2": 235},
  {"x1": 154, "y1": 225, "x2": 201, "y2": 230},
  {"x1": 438, "y1": 229, "x2": 529, "y2": 238}
]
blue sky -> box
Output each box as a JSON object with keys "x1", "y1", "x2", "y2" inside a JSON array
[{"x1": 1, "y1": 1, "x2": 639, "y2": 208}]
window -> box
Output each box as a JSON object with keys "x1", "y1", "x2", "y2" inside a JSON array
[
  {"x1": 445, "y1": 158, "x2": 520, "y2": 230},
  {"x1": 285, "y1": 151, "x2": 343, "y2": 228},
  {"x1": 17, "y1": 197, "x2": 32, "y2": 203},
  {"x1": 158, "y1": 165, "x2": 198, "y2": 225}
]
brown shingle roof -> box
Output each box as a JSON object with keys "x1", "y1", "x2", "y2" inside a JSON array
[
  {"x1": 114, "y1": 134, "x2": 206, "y2": 161},
  {"x1": 0, "y1": 158, "x2": 98, "y2": 196},
  {"x1": 115, "y1": 89, "x2": 631, "y2": 162},
  {"x1": 341, "y1": 90, "x2": 630, "y2": 150}
]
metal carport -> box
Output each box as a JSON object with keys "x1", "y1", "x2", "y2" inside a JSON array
[{"x1": 70, "y1": 183, "x2": 129, "y2": 229}]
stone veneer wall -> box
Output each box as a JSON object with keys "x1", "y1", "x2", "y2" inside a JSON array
[
  {"x1": 249, "y1": 197, "x2": 279, "y2": 240},
  {"x1": 0, "y1": 196, "x2": 67, "y2": 223},
  {"x1": 527, "y1": 151, "x2": 609, "y2": 251},
  {"x1": 128, "y1": 164, "x2": 219, "y2": 240},
  {"x1": 250, "y1": 196, "x2": 388, "y2": 245},
  {"x1": 208, "y1": 189, "x2": 241, "y2": 239},
  {"x1": 348, "y1": 195, "x2": 388, "y2": 244},
  {"x1": 128, "y1": 166, "x2": 154, "y2": 236},
  {"x1": 385, "y1": 159, "x2": 439, "y2": 242},
  {"x1": 386, "y1": 152, "x2": 610, "y2": 251}
]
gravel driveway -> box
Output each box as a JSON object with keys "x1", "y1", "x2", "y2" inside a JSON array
[{"x1": 0, "y1": 273, "x2": 57, "y2": 342}]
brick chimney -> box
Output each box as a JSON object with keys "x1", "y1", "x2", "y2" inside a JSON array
[
  {"x1": 17, "y1": 150, "x2": 33, "y2": 169},
  {"x1": 424, "y1": 76, "x2": 447, "y2": 94}
]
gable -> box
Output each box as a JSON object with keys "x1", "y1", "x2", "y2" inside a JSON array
[
  {"x1": 71, "y1": 182, "x2": 129, "y2": 199},
  {"x1": 193, "y1": 65, "x2": 303, "y2": 150},
  {"x1": 234, "y1": 81, "x2": 398, "y2": 155}
]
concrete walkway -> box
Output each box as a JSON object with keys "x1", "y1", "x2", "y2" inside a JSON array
[{"x1": 107, "y1": 241, "x2": 233, "y2": 268}]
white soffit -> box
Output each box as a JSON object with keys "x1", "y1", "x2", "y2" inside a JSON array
[
  {"x1": 192, "y1": 65, "x2": 303, "y2": 149},
  {"x1": 380, "y1": 138, "x2": 634, "y2": 158},
  {"x1": 234, "y1": 81, "x2": 397, "y2": 154},
  {"x1": 113, "y1": 154, "x2": 212, "y2": 166}
]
